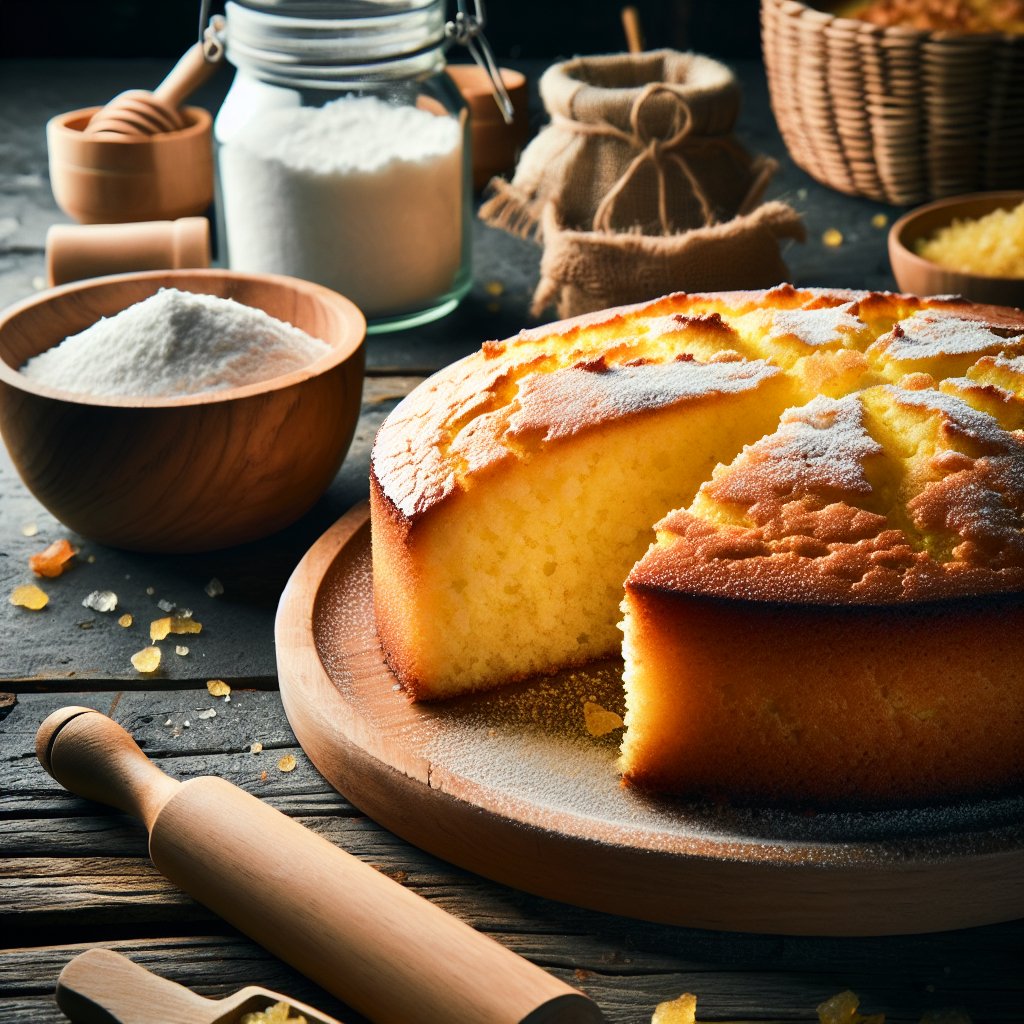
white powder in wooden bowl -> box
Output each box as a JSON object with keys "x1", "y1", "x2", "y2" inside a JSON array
[
  {"x1": 21, "y1": 287, "x2": 331, "y2": 398},
  {"x1": 217, "y1": 94, "x2": 463, "y2": 319}
]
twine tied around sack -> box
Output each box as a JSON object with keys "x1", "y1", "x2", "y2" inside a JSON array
[
  {"x1": 479, "y1": 50, "x2": 805, "y2": 319},
  {"x1": 551, "y1": 81, "x2": 770, "y2": 235}
]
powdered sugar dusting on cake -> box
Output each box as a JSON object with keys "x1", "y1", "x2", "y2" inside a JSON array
[
  {"x1": 706, "y1": 394, "x2": 881, "y2": 504},
  {"x1": 891, "y1": 384, "x2": 1009, "y2": 445},
  {"x1": 760, "y1": 301, "x2": 866, "y2": 348},
  {"x1": 508, "y1": 358, "x2": 780, "y2": 443},
  {"x1": 991, "y1": 351, "x2": 1024, "y2": 373},
  {"x1": 874, "y1": 312, "x2": 1024, "y2": 361}
]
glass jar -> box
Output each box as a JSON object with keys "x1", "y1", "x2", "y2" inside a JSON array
[{"x1": 212, "y1": 0, "x2": 475, "y2": 333}]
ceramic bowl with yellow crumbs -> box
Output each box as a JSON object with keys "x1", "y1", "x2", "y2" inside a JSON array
[
  {"x1": 889, "y1": 191, "x2": 1024, "y2": 309},
  {"x1": 0, "y1": 269, "x2": 365, "y2": 553}
]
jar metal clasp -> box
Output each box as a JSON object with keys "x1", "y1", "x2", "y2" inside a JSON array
[
  {"x1": 445, "y1": 0, "x2": 515, "y2": 124},
  {"x1": 197, "y1": 0, "x2": 226, "y2": 63}
]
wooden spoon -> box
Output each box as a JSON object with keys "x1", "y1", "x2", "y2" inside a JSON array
[
  {"x1": 57, "y1": 947, "x2": 345, "y2": 1024},
  {"x1": 86, "y1": 43, "x2": 219, "y2": 137},
  {"x1": 37, "y1": 707, "x2": 603, "y2": 1024}
]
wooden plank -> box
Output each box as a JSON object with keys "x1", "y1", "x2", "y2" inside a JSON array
[{"x1": 0, "y1": 933, "x2": 1017, "y2": 1024}]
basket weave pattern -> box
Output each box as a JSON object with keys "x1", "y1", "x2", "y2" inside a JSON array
[{"x1": 761, "y1": 0, "x2": 1024, "y2": 205}]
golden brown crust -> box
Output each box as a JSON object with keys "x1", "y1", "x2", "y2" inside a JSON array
[
  {"x1": 371, "y1": 286, "x2": 1024, "y2": 528},
  {"x1": 630, "y1": 384, "x2": 1024, "y2": 606},
  {"x1": 620, "y1": 584, "x2": 1024, "y2": 804}
]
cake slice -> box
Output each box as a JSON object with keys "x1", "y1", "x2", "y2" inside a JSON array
[
  {"x1": 371, "y1": 298, "x2": 799, "y2": 698},
  {"x1": 620, "y1": 383, "x2": 1024, "y2": 804}
]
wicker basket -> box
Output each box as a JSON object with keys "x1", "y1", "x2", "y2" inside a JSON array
[{"x1": 761, "y1": 0, "x2": 1024, "y2": 205}]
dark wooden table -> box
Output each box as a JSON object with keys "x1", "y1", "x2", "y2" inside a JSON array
[{"x1": 1, "y1": 57, "x2": 1021, "y2": 1024}]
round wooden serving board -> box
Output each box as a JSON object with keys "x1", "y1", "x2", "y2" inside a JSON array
[{"x1": 276, "y1": 503, "x2": 1024, "y2": 936}]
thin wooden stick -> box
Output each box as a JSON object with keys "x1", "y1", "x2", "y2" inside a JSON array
[{"x1": 621, "y1": 6, "x2": 644, "y2": 53}]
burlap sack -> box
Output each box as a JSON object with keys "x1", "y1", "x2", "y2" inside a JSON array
[
  {"x1": 533, "y1": 201, "x2": 806, "y2": 320},
  {"x1": 480, "y1": 49, "x2": 778, "y2": 238}
]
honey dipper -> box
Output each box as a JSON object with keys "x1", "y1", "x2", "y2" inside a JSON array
[
  {"x1": 85, "y1": 42, "x2": 220, "y2": 137},
  {"x1": 58, "y1": 947, "x2": 347, "y2": 1024},
  {"x1": 37, "y1": 708, "x2": 603, "y2": 1024}
]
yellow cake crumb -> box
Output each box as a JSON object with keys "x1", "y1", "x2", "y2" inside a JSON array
[
  {"x1": 131, "y1": 647, "x2": 162, "y2": 674},
  {"x1": 207, "y1": 679, "x2": 231, "y2": 697},
  {"x1": 583, "y1": 700, "x2": 624, "y2": 736},
  {"x1": 150, "y1": 616, "x2": 203, "y2": 642},
  {"x1": 118, "y1": 613, "x2": 133, "y2": 628},
  {"x1": 818, "y1": 990, "x2": 885, "y2": 1024},
  {"x1": 278, "y1": 754, "x2": 297, "y2": 773},
  {"x1": 10, "y1": 584, "x2": 49, "y2": 610},
  {"x1": 823, "y1": 228, "x2": 844, "y2": 247},
  {"x1": 652, "y1": 992, "x2": 697, "y2": 1024},
  {"x1": 916, "y1": 201, "x2": 1024, "y2": 278}
]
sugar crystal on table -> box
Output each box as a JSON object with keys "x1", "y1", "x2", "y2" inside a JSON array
[{"x1": 82, "y1": 590, "x2": 117, "y2": 612}]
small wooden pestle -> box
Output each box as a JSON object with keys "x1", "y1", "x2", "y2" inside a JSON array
[
  {"x1": 58, "y1": 948, "x2": 347, "y2": 1024},
  {"x1": 86, "y1": 42, "x2": 219, "y2": 137},
  {"x1": 37, "y1": 707, "x2": 604, "y2": 1024}
]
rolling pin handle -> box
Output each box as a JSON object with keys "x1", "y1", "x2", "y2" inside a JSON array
[{"x1": 36, "y1": 707, "x2": 180, "y2": 832}]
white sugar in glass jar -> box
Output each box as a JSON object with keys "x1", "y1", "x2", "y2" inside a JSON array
[{"x1": 212, "y1": 0, "x2": 489, "y2": 333}]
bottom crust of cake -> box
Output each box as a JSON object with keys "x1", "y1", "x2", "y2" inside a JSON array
[{"x1": 620, "y1": 586, "x2": 1024, "y2": 806}]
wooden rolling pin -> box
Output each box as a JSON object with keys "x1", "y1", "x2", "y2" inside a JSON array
[
  {"x1": 38, "y1": 708, "x2": 603, "y2": 1024},
  {"x1": 58, "y1": 947, "x2": 346, "y2": 1024},
  {"x1": 86, "y1": 43, "x2": 219, "y2": 137}
]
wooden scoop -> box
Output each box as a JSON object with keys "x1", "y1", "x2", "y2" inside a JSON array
[
  {"x1": 86, "y1": 43, "x2": 219, "y2": 137},
  {"x1": 37, "y1": 707, "x2": 603, "y2": 1024},
  {"x1": 58, "y1": 947, "x2": 346, "y2": 1024}
]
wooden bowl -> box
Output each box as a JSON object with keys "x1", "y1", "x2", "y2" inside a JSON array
[
  {"x1": 889, "y1": 191, "x2": 1024, "y2": 308},
  {"x1": 0, "y1": 269, "x2": 366, "y2": 552},
  {"x1": 47, "y1": 106, "x2": 214, "y2": 224}
]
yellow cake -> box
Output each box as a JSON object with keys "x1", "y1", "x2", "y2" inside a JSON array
[{"x1": 370, "y1": 286, "x2": 1024, "y2": 804}]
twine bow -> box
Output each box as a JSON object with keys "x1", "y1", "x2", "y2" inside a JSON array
[{"x1": 554, "y1": 81, "x2": 765, "y2": 235}]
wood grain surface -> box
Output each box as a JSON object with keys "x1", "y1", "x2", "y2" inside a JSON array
[{"x1": 1, "y1": 56, "x2": 1021, "y2": 1024}]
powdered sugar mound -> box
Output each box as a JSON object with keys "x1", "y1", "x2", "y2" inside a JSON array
[
  {"x1": 876, "y1": 312, "x2": 1023, "y2": 359},
  {"x1": 22, "y1": 288, "x2": 330, "y2": 398}
]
